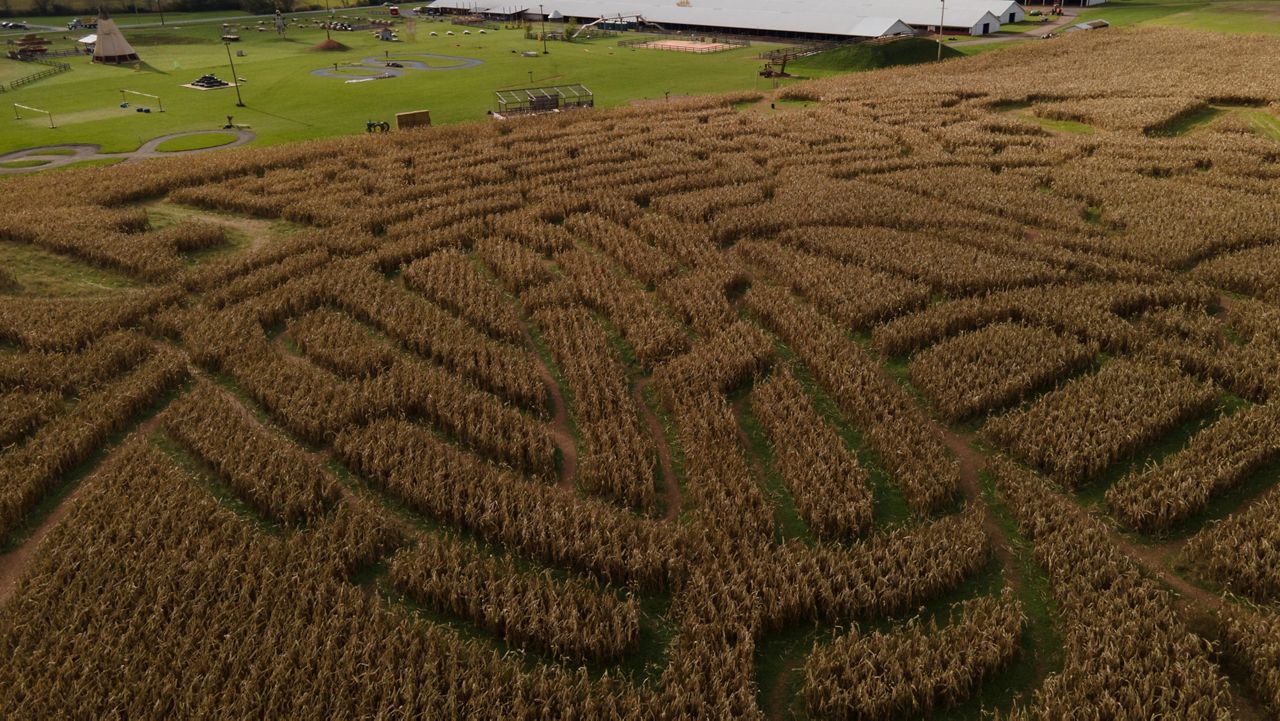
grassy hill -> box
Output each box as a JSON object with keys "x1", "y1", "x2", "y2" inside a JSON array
[{"x1": 792, "y1": 37, "x2": 963, "y2": 73}]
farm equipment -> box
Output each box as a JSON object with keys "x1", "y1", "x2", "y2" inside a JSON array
[{"x1": 759, "y1": 56, "x2": 791, "y2": 78}]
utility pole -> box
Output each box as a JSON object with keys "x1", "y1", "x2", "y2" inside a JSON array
[
  {"x1": 937, "y1": 0, "x2": 946, "y2": 61},
  {"x1": 540, "y1": 3, "x2": 548, "y2": 53},
  {"x1": 225, "y1": 41, "x2": 245, "y2": 107}
]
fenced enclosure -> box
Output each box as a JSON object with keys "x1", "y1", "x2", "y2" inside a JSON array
[
  {"x1": 619, "y1": 36, "x2": 750, "y2": 53},
  {"x1": 495, "y1": 84, "x2": 593, "y2": 116},
  {"x1": 6, "y1": 61, "x2": 71, "y2": 92}
]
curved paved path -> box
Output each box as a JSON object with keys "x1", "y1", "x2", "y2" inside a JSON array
[
  {"x1": 0, "y1": 129, "x2": 255, "y2": 174},
  {"x1": 310, "y1": 53, "x2": 482, "y2": 79}
]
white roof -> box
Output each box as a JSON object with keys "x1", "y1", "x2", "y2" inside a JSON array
[
  {"x1": 429, "y1": 0, "x2": 526, "y2": 10},
  {"x1": 850, "y1": 17, "x2": 915, "y2": 37},
  {"x1": 983, "y1": 1, "x2": 1024, "y2": 15},
  {"x1": 851, "y1": 1, "x2": 1002, "y2": 28},
  {"x1": 537, "y1": 0, "x2": 915, "y2": 37},
  {"x1": 430, "y1": 0, "x2": 1008, "y2": 34},
  {"x1": 77, "y1": 33, "x2": 97, "y2": 43}
]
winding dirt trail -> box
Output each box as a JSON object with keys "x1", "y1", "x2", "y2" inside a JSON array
[
  {"x1": 520, "y1": 324, "x2": 577, "y2": 491},
  {"x1": 940, "y1": 430, "x2": 1022, "y2": 591},
  {"x1": 634, "y1": 377, "x2": 681, "y2": 520},
  {"x1": 732, "y1": 395, "x2": 771, "y2": 502},
  {"x1": 0, "y1": 413, "x2": 165, "y2": 606},
  {"x1": 943, "y1": 429, "x2": 1268, "y2": 719}
]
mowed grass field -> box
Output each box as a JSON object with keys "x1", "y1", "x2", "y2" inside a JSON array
[
  {"x1": 1079, "y1": 0, "x2": 1280, "y2": 33},
  {"x1": 0, "y1": 14, "x2": 785, "y2": 154}
]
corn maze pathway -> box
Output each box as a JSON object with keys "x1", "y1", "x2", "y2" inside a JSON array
[{"x1": 2, "y1": 26, "x2": 1280, "y2": 720}]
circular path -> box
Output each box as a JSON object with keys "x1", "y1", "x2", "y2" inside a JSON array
[
  {"x1": 0, "y1": 129, "x2": 256, "y2": 174},
  {"x1": 310, "y1": 53, "x2": 482, "y2": 79}
]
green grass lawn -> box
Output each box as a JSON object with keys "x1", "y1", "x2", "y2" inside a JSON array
[
  {"x1": 153, "y1": 130, "x2": 239, "y2": 151},
  {"x1": 0, "y1": 158, "x2": 50, "y2": 168},
  {"x1": 792, "y1": 37, "x2": 962, "y2": 74},
  {"x1": 0, "y1": 17, "x2": 784, "y2": 155},
  {"x1": 1080, "y1": 0, "x2": 1280, "y2": 34},
  {"x1": 997, "y1": 20, "x2": 1057, "y2": 33},
  {"x1": 956, "y1": 39, "x2": 1033, "y2": 56},
  {"x1": 1244, "y1": 107, "x2": 1280, "y2": 139},
  {"x1": 0, "y1": 58, "x2": 44, "y2": 85},
  {"x1": 0, "y1": 239, "x2": 141, "y2": 295}
]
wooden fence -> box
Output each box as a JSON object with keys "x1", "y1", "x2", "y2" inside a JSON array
[{"x1": 6, "y1": 60, "x2": 71, "y2": 92}]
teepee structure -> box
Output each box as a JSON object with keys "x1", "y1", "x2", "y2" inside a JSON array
[{"x1": 92, "y1": 10, "x2": 139, "y2": 64}]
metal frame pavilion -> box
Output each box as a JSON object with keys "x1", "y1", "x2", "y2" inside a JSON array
[{"x1": 495, "y1": 84, "x2": 593, "y2": 115}]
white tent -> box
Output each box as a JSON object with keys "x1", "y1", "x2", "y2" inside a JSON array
[
  {"x1": 92, "y1": 11, "x2": 140, "y2": 64},
  {"x1": 77, "y1": 33, "x2": 98, "y2": 44}
]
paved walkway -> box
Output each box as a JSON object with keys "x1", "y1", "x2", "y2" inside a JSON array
[
  {"x1": 310, "y1": 53, "x2": 483, "y2": 79},
  {"x1": 0, "y1": 129, "x2": 255, "y2": 174}
]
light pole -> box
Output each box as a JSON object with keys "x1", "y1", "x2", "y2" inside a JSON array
[
  {"x1": 540, "y1": 4, "x2": 548, "y2": 54},
  {"x1": 937, "y1": 0, "x2": 946, "y2": 61},
  {"x1": 224, "y1": 41, "x2": 245, "y2": 107}
]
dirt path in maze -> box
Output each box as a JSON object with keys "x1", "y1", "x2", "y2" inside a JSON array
[
  {"x1": 940, "y1": 431, "x2": 1022, "y2": 593},
  {"x1": 0, "y1": 413, "x2": 165, "y2": 606},
  {"x1": 634, "y1": 377, "x2": 681, "y2": 520},
  {"x1": 519, "y1": 323, "x2": 577, "y2": 491},
  {"x1": 145, "y1": 200, "x2": 281, "y2": 253},
  {"x1": 945, "y1": 430, "x2": 1267, "y2": 720},
  {"x1": 732, "y1": 395, "x2": 772, "y2": 508}
]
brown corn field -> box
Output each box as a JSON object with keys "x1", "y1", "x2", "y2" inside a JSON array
[{"x1": 1, "y1": 25, "x2": 1279, "y2": 720}]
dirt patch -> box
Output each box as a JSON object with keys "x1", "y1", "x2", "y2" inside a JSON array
[
  {"x1": 520, "y1": 323, "x2": 577, "y2": 490},
  {"x1": 732, "y1": 395, "x2": 771, "y2": 509},
  {"x1": 635, "y1": 377, "x2": 680, "y2": 520},
  {"x1": 312, "y1": 38, "x2": 352, "y2": 51},
  {"x1": 941, "y1": 430, "x2": 1023, "y2": 592}
]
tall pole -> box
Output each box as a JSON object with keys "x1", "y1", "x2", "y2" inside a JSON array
[
  {"x1": 937, "y1": 0, "x2": 946, "y2": 61},
  {"x1": 225, "y1": 41, "x2": 245, "y2": 107},
  {"x1": 540, "y1": 3, "x2": 548, "y2": 54}
]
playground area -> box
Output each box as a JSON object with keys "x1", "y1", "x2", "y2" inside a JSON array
[{"x1": 0, "y1": 11, "x2": 782, "y2": 159}]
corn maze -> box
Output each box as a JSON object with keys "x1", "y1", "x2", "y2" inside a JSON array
[{"x1": 2, "y1": 26, "x2": 1280, "y2": 719}]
